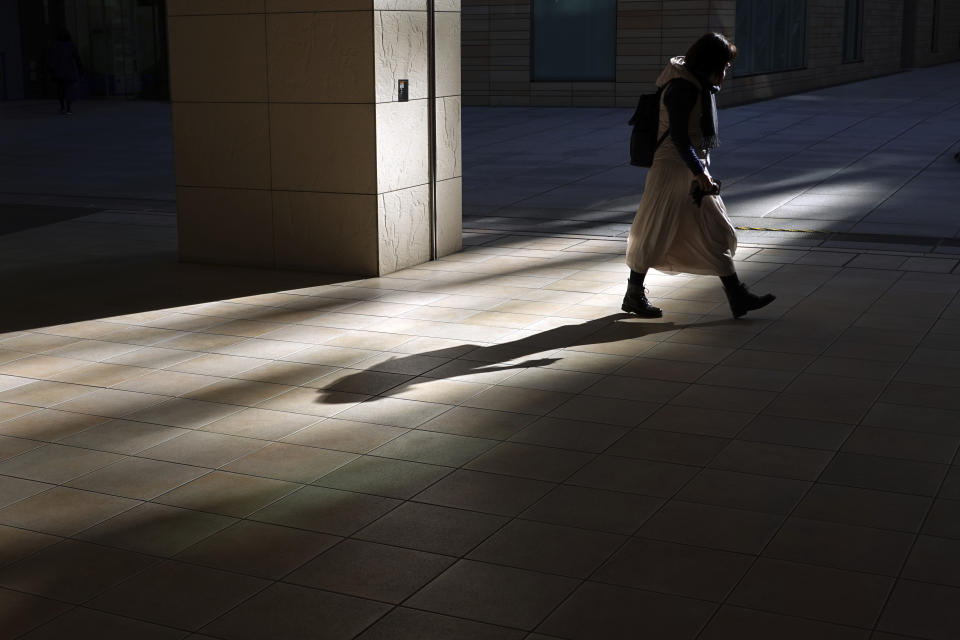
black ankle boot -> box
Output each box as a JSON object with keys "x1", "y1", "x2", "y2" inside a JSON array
[
  {"x1": 622, "y1": 282, "x2": 663, "y2": 317},
  {"x1": 724, "y1": 282, "x2": 775, "y2": 319}
]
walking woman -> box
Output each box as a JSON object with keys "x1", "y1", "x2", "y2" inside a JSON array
[
  {"x1": 49, "y1": 29, "x2": 83, "y2": 115},
  {"x1": 622, "y1": 33, "x2": 774, "y2": 319}
]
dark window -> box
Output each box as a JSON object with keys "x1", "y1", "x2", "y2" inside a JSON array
[
  {"x1": 734, "y1": 0, "x2": 806, "y2": 76},
  {"x1": 843, "y1": 0, "x2": 863, "y2": 61},
  {"x1": 931, "y1": 0, "x2": 940, "y2": 53},
  {"x1": 532, "y1": 0, "x2": 617, "y2": 82}
]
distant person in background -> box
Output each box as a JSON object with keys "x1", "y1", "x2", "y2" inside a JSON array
[
  {"x1": 622, "y1": 33, "x2": 775, "y2": 319},
  {"x1": 49, "y1": 29, "x2": 83, "y2": 115}
]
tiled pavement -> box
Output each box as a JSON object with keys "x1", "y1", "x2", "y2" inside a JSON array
[{"x1": 2, "y1": 231, "x2": 960, "y2": 639}]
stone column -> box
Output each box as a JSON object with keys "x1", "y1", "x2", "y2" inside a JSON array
[{"x1": 166, "y1": 0, "x2": 461, "y2": 276}]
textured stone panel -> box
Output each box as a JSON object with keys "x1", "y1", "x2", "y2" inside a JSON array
[
  {"x1": 375, "y1": 100, "x2": 429, "y2": 193},
  {"x1": 168, "y1": 0, "x2": 265, "y2": 16},
  {"x1": 270, "y1": 103, "x2": 377, "y2": 194},
  {"x1": 436, "y1": 176, "x2": 462, "y2": 258},
  {"x1": 273, "y1": 191, "x2": 379, "y2": 274},
  {"x1": 178, "y1": 187, "x2": 274, "y2": 267},
  {"x1": 378, "y1": 184, "x2": 431, "y2": 274},
  {"x1": 267, "y1": 12, "x2": 374, "y2": 103},
  {"x1": 168, "y1": 14, "x2": 267, "y2": 102},
  {"x1": 375, "y1": 10, "x2": 429, "y2": 103},
  {"x1": 435, "y1": 10, "x2": 461, "y2": 98},
  {"x1": 435, "y1": 95, "x2": 461, "y2": 182},
  {"x1": 172, "y1": 103, "x2": 271, "y2": 189}
]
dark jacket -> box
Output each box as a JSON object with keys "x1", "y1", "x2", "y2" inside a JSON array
[{"x1": 49, "y1": 41, "x2": 83, "y2": 83}]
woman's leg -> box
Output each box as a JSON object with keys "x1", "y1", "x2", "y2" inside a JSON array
[
  {"x1": 56, "y1": 81, "x2": 66, "y2": 113},
  {"x1": 622, "y1": 269, "x2": 662, "y2": 317},
  {"x1": 719, "y1": 272, "x2": 775, "y2": 318}
]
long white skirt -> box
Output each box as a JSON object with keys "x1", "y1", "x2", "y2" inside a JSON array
[{"x1": 626, "y1": 149, "x2": 737, "y2": 277}]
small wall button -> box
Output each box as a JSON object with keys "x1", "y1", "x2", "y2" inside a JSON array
[{"x1": 398, "y1": 79, "x2": 409, "y2": 102}]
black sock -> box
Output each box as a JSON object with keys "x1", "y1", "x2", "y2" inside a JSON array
[
  {"x1": 720, "y1": 274, "x2": 740, "y2": 291},
  {"x1": 629, "y1": 270, "x2": 646, "y2": 286}
]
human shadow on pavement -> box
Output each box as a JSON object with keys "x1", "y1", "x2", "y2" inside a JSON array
[{"x1": 314, "y1": 313, "x2": 739, "y2": 405}]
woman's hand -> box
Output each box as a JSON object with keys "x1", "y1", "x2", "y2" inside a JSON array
[{"x1": 695, "y1": 171, "x2": 717, "y2": 194}]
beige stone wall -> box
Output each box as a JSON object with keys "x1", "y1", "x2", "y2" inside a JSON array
[
  {"x1": 168, "y1": 1, "x2": 461, "y2": 276},
  {"x1": 463, "y1": 0, "x2": 960, "y2": 108}
]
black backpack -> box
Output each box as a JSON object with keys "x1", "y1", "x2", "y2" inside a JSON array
[{"x1": 628, "y1": 85, "x2": 671, "y2": 167}]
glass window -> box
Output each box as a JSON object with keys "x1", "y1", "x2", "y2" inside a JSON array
[
  {"x1": 843, "y1": 0, "x2": 863, "y2": 61},
  {"x1": 532, "y1": 0, "x2": 617, "y2": 82},
  {"x1": 734, "y1": 0, "x2": 806, "y2": 76}
]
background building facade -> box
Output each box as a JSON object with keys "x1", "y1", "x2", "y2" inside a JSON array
[{"x1": 463, "y1": 0, "x2": 960, "y2": 107}]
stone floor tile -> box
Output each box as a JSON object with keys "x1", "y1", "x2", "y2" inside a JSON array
[
  {"x1": 356, "y1": 607, "x2": 525, "y2": 640},
  {"x1": 0, "y1": 408, "x2": 108, "y2": 442},
  {"x1": 719, "y1": 348, "x2": 815, "y2": 372},
  {"x1": 878, "y1": 579, "x2": 960, "y2": 640},
  {"x1": 407, "y1": 559, "x2": 579, "y2": 630},
  {"x1": 88, "y1": 560, "x2": 269, "y2": 631},
  {"x1": 356, "y1": 501, "x2": 508, "y2": 556},
  {"x1": 729, "y1": 557, "x2": 894, "y2": 628},
  {"x1": 738, "y1": 414, "x2": 854, "y2": 450},
  {"x1": 709, "y1": 440, "x2": 834, "y2": 480},
  {"x1": 169, "y1": 353, "x2": 267, "y2": 377},
  {"x1": 371, "y1": 429, "x2": 497, "y2": 467},
  {"x1": 232, "y1": 360, "x2": 336, "y2": 386},
  {"x1": 315, "y1": 455, "x2": 451, "y2": 499},
  {"x1": 287, "y1": 538, "x2": 454, "y2": 603},
  {"x1": 156, "y1": 471, "x2": 300, "y2": 518},
  {"x1": 567, "y1": 454, "x2": 696, "y2": 497},
  {"x1": 184, "y1": 379, "x2": 294, "y2": 407},
  {"x1": 76, "y1": 502, "x2": 236, "y2": 557},
  {"x1": 637, "y1": 500, "x2": 784, "y2": 554},
  {"x1": 201, "y1": 407, "x2": 320, "y2": 440},
  {"x1": 594, "y1": 537, "x2": 753, "y2": 601},
  {"x1": 670, "y1": 383, "x2": 777, "y2": 413},
  {"x1": 0, "y1": 434, "x2": 40, "y2": 463},
  {"x1": 59, "y1": 419, "x2": 187, "y2": 455},
  {"x1": 414, "y1": 469, "x2": 554, "y2": 516},
  {"x1": 641, "y1": 404, "x2": 753, "y2": 438},
  {"x1": 126, "y1": 397, "x2": 245, "y2": 429},
  {"x1": 0, "y1": 443, "x2": 121, "y2": 484},
  {"x1": 468, "y1": 519, "x2": 624, "y2": 578},
  {"x1": 112, "y1": 369, "x2": 221, "y2": 396},
  {"x1": 20, "y1": 606, "x2": 188, "y2": 640},
  {"x1": 508, "y1": 416, "x2": 628, "y2": 453},
  {"x1": 0, "y1": 475, "x2": 52, "y2": 510},
  {"x1": 615, "y1": 357, "x2": 713, "y2": 382},
  {"x1": 250, "y1": 485, "x2": 400, "y2": 536},
  {"x1": 202, "y1": 582, "x2": 390, "y2": 640},
  {"x1": 336, "y1": 397, "x2": 453, "y2": 429},
  {"x1": 0, "y1": 539, "x2": 156, "y2": 603},
  {"x1": 819, "y1": 452, "x2": 948, "y2": 496},
  {"x1": 222, "y1": 442, "x2": 356, "y2": 484},
  {"x1": 521, "y1": 484, "x2": 663, "y2": 535},
  {"x1": 0, "y1": 486, "x2": 138, "y2": 536},
  {"x1": 862, "y1": 403, "x2": 960, "y2": 437},
  {"x1": 0, "y1": 587, "x2": 72, "y2": 638},
  {"x1": 807, "y1": 356, "x2": 901, "y2": 381},
  {"x1": 282, "y1": 418, "x2": 407, "y2": 453},
  {"x1": 537, "y1": 580, "x2": 715, "y2": 640},
  {"x1": 902, "y1": 535, "x2": 960, "y2": 588},
  {"x1": 306, "y1": 368, "x2": 416, "y2": 396},
  {"x1": 54, "y1": 388, "x2": 169, "y2": 418},
  {"x1": 584, "y1": 374, "x2": 687, "y2": 403},
  {"x1": 465, "y1": 442, "x2": 593, "y2": 482},
  {"x1": 0, "y1": 354, "x2": 86, "y2": 379},
  {"x1": 139, "y1": 430, "x2": 267, "y2": 468},
  {"x1": 0, "y1": 525, "x2": 59, "y2": 568},
  {"x1": 418, "y1": 406, "x2": 537, "y2": 440},
  {"x1": 796, "y1": 483, "x2": 931, "y2": 532},
  {"x1": 841, "y1": 426, "x2": 960, "y2": 463},
  {"x1": 67, "y1": 457, "x2": 208, "y2": 500},
  {"x1": 764, "y1": 516, "x2": 914, "y2": 575},
  {"x1": 605, "y1": 427, "x2": 729, "y2": 465},
  {"x1": 696, "y1": 364, "x2": 797, "y2": 391},
  {"x1": 0, "y1": 380, "x2": 93, "y2": 407},
  {"x1": 463, "y1": 385, "x2": 572, "y2": 416},
  {"x1": 549, "y1": 395, "x2": 658, "y2": 426},
  {"x1": 176, "y1": 520, "x2": 338, "y2": 580},
  {"x1": 698, "y1": 605, "x2": 870, "y2": 640},
  {"x1": 676, "y1": 468, "x2": 810, "y2": 514}
]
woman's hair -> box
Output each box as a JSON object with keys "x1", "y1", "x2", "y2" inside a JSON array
[{"x1": 685, "y1": 33, "x2": 737, "y2": 77}]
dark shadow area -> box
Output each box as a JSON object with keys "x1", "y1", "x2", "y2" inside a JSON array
[
  {"x1": 0, "y1": 254, "x2": 346, "y2": 333},
  {"x1": 0, "y1": 203, "x2": 104, "y2": 235}
]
